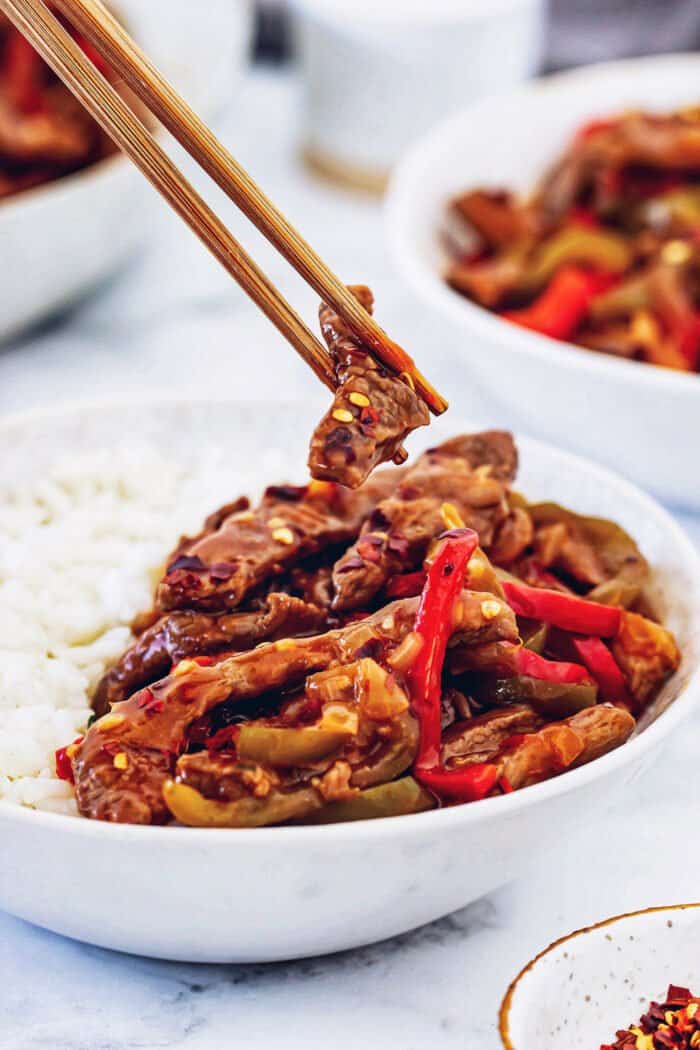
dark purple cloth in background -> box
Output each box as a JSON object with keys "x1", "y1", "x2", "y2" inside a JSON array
[
  {"x1": 253, "y1": 1, "x2": 700, "y2": 68},
  {"x1": 547, "y1": 0, "x2": 700, "y2": 69}
]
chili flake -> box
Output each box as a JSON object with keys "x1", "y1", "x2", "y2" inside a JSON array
[{"x1": 601, "y1": 985, "x2": 700, "y2": 1049}]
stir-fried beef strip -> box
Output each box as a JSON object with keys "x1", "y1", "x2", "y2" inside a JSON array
[
  {"x1": 92, "y1": 593, "x2": 328, "y2": 717},
  {"x1": 441, "y1": 703, "x2": 634, "y2": 787},
  {"x1": 491, "y1": 705, "x2": 635, "y2": 790},
  {"x1": 157, "y1": 467, "x2": 401, "y2": 613},
  {"x1": 441, "y1": 705, "x2": 543, "y2": 766},
  {"x1": 331, "y1": 431, "x2": 517, "y2": 611},
  {"x1": 61, "y1": 432, "x2": 681, "y2": 827},
  {"x1": 537, "y1": 110, "x2": 700, "y2": 226},
  {"x1": 72, "y1": 585, "x2": 518, "y2": 823},
  {"x1": 308, "y1": 286, "x2": 430, "y2": 488}
]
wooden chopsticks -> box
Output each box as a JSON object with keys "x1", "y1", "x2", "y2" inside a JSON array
[
  {"x1": 0, "y1": 0, "x2": 448, "y2": 420},
  {"x1": 0, "y1": 0, "x2": 335, "y2": 393}
]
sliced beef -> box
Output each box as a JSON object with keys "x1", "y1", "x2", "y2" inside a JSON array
[
  {"x1": 157, "y1": 467, "x2": 401, "y2": 613},
  {"x1": 536, "y1": 111, "x2": 700, "y2": 225},
  {"x1": 73, "y1": 598, "x2": 419, "y2": 823},
  {"x1": 72, "y1": 583, "x2": 517, "y2": 824},
  {"x1": 332, "y1": 431, "x2": 517, "y2": 611},
  {"x1": 92, "y1": 593, "x2": 327, "y2": 716},
  {"x1": 442, "y1": 705, "x2": 543, "y2": 767},
  {"x1": 496, "y1": 705, "x2": 635, "y2": 789},
  {"x1": 308, "y1": 286, "x2": 429, "y2": 488}
]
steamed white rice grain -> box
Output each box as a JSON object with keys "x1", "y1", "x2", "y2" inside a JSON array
[{"x1": 0, "y1": 444, "x2": 233, "y2": 815}]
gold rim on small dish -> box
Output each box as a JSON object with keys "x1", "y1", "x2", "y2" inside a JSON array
[{"x1": 498, "y1": 902, "x2": 700, "y2": 1049}]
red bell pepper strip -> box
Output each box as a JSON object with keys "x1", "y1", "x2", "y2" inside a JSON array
[
  {"x1": 511, "y1": 646, "x2": 592, "y2": 685},
  {"x1": 384, "y1": 570, "x2": 427, "y2": 600},
  {"x1": 408, "y1": 529, "x2": 501, "y2": 804},
  {"x1": 501, "y1": 266, "x2": 615, "y2": 342},
  {"x1": 417, "y1": 763, "x2": 499, "y2": 803},
  {"x1": 569, "y1": 635, "x2": 634, "y2": 707},
  {"x1": 502, "y1": 580, "x2": 621, "y2": 637},
  {"x1": 408, "y1": 529, "x2": 479, "y2": 773}
]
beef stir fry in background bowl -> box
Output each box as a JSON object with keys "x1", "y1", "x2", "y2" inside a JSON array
[
  {"x1": 0, "y1": 0, "x2": 251, "y2": 343},
  {"x1": 386, "y1": 54, "x2": 700, "y2": 509},
  {"x1": 446, "y1": 107, "x2": 700, "y2": 374},
  {"x1": 0, "y1": 400, "x2": 698, "y2": 961}
]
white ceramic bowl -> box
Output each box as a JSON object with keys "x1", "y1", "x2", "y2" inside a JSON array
[
  {"x1": 292, "y1": 0, "x2": 544, "y2": 189},
  {"x1": 386, "y1": 53, "x2": 700, "y2": 510},
  {"x1": 1, "y1": 399, "x2": 699, "y2": 963},
  {"x1": 0, "y1": 0, "x2": 251, "y2": 343},
  {"x1": 500, "y1": 903, "x2": 700, "y2": 1048}
]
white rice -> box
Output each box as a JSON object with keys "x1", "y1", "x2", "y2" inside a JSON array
[{"x1": 0, "y1": 444, "x2": 237, "y2": 815}]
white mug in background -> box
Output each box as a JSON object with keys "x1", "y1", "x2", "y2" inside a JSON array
[{"x1": 291, "y1": 0, "x2": 545, "y2": 192}]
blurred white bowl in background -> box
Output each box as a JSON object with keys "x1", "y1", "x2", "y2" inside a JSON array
[
  {"x1": 0, "y1": 0, "x2": 251, "y2": 344},
  {"x1": 386, "y1": 54, "x2": 700, "y2": 509},
  {"x1": 292, "y1": 0, "x2": 544, "y2": 191}
]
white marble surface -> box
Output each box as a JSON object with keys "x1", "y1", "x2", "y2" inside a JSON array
[{"x1": 1, "y1": 71, "x2": 700, "y2": 1050}]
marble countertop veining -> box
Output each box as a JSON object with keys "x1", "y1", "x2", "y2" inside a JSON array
[{"x1": 1, "y1": 71, "x2": 699, "y2": 1050}]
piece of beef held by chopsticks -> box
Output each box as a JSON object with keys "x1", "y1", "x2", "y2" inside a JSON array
[{"x1": 308, "y1": 286, "x2": 430, "y2": 489}]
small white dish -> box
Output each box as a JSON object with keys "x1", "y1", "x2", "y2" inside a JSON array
[
  {"x1": 500, "y1": 903, "x2": 700, "y2": 1049},
  {"x1": 386, "y1": 53, "x2": 700, "y2": 509},
  {"x1": 292, "y1": 0, "x2": 544, "y2": 190},
  {"x1": 0, "y1": 0, "x2": 251, "y2": 343},
  {"x1": 1, "y1": 398, "x2": 699, "y2": 963}
]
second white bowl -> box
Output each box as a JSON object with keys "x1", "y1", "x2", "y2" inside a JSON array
[
  {"x1": 0, "y1": 399, "x2": 699, "y2": 962},
  {"x1": 386, "y1": 54, "x2": 700, "y2": 509},
  {"x1": 0, "y1": 0, "x2": 251, "y2": 344}
]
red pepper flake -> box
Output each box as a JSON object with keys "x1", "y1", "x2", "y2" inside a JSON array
[
  {"x1": 386, "y1": 532, "x2": 409, "y2": 558},
  {"x1": 205, "y1": 725, "x2": 239, "y2": 753},
  {"x1": 192, "y1": 655, "x2": 215, "y2": 667},
  {"x1": 166, "y1": 554, "x2": 206, "y2": 574},
  {"x1": 357, "y1": 534, "x2": 385, "y2": 563},
  {"x1": 384, "y1": 570, "x2": 427, "y2": 599},
  {"x1": 55, "y1": 739, "x2": 82, "y2": 783},
  {"x1": 359, "y1": 406, "x2": 379, "y2": 434},
  {"x1": 601, "y1": 984, "x2": 700, "y2": 1049},
  {"x1": 137, "y1": 688, "x2": 166, "y2": 714},
  {"x1": 208, "y1": 562, "x2": 237, "y2": 582},
  {"x1": 337, "y1": 555, "x2": 366, "y2": 573},
  {"x1": 164, "y1": 569, "x2": 202, "y2": 591}
]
